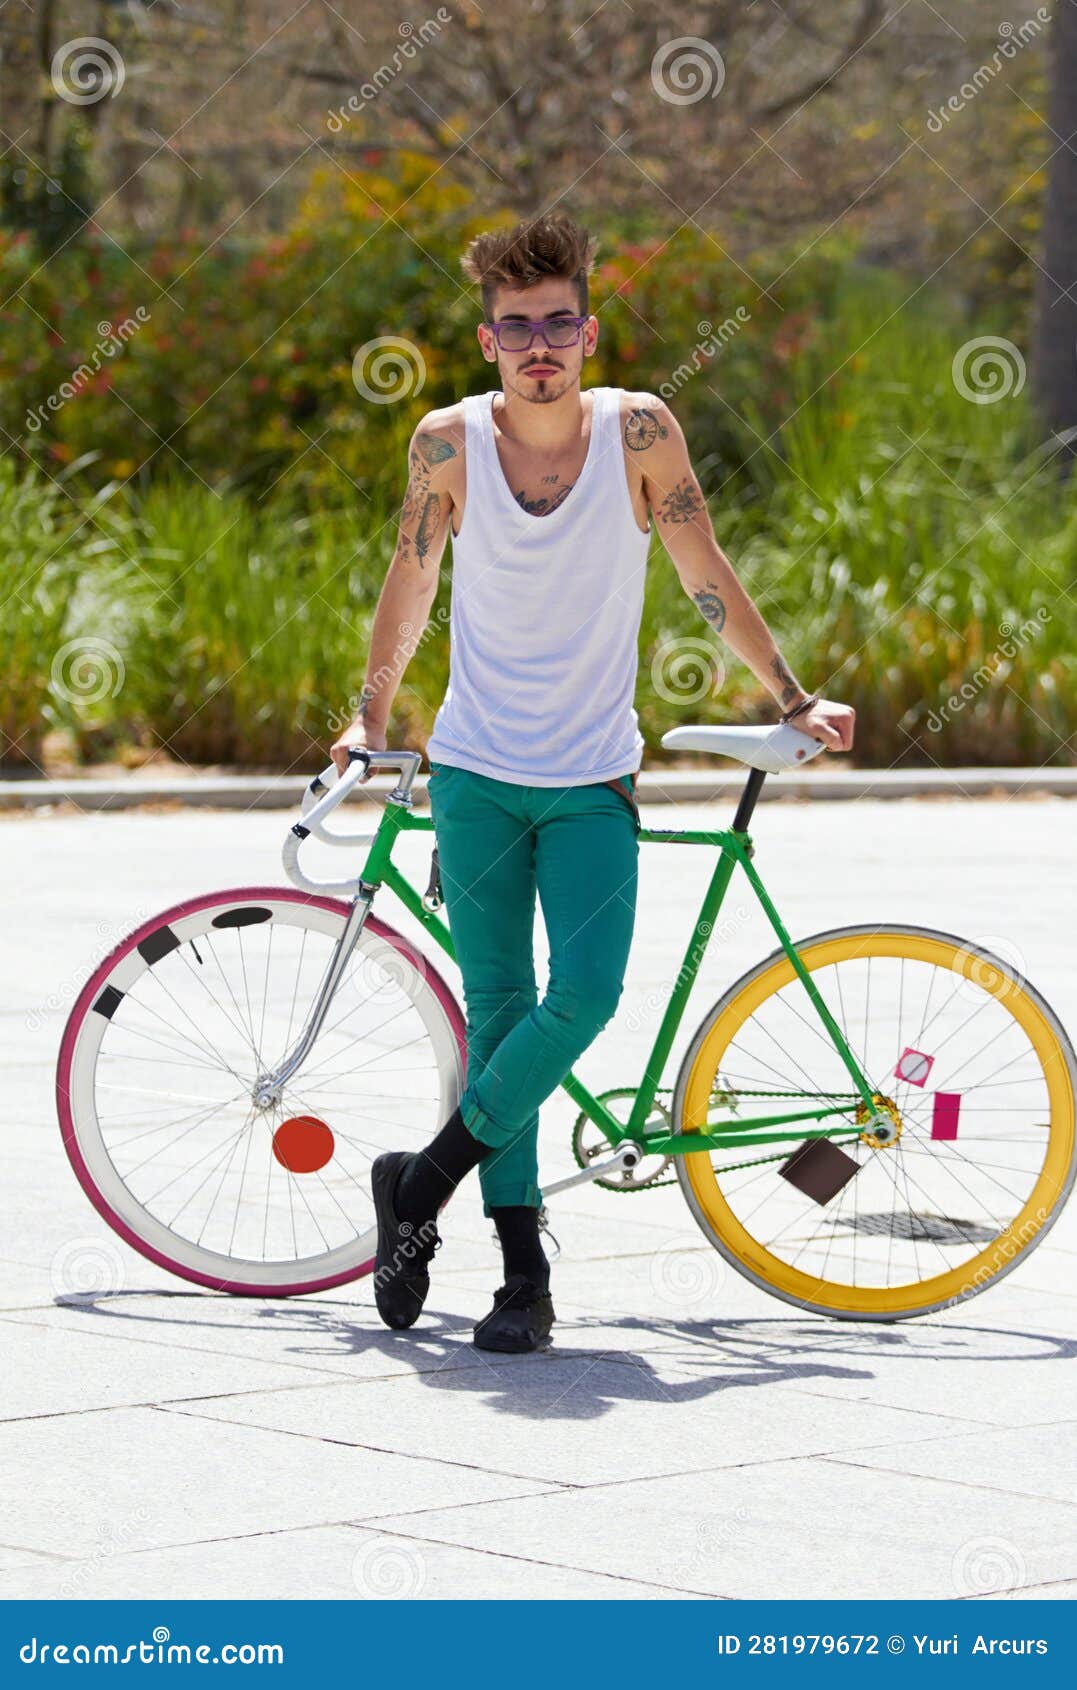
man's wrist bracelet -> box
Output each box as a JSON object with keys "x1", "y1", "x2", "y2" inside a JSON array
[{"x1": 780, "y1": 693, "x2": 818, "y2": 724}]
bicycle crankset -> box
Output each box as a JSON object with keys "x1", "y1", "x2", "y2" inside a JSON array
[{"x1": 571, "y1": 1088, "x2": 676, "y2": 1191}]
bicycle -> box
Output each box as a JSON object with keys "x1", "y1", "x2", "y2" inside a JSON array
[{"x1": 56, "y1": 724, "x2": 1077, "y2": 1319}]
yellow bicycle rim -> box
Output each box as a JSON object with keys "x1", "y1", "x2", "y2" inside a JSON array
[{"x1": 680, "y1": 930, "x2": 1075, "y2": 1317}]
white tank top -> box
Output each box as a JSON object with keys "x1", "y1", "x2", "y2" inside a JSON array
[{"x1": 425, "y1": 385, "x2": 651, "y2": 786}]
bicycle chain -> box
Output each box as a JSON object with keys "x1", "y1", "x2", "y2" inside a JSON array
[
  {"x1": 711, "y1": 1088, "x2": 863, "y2": 1099},
  {"x1": 579, "y1": 1087, "x2": 863, "y2": 1190}
]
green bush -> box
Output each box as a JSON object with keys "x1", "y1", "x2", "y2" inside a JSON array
[{"x1": 0, "y1": 457, "x2": 111, "y2": 769}]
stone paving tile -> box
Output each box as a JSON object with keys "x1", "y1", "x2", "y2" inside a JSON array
[
  {"x1": 976, "y1": 1579, "x2": 1077, "y2": 1599},
  {"x1": 0, "y1": 1543, "x2": 68, "y2": 1573},
  {"x1": 0, "y1": 1406, "x2": 553, "y2": 1561},
  {"x1": 0, "y1": 1294, "x2": 512, "y2": 1389},
  {"x1": 364, "y1": 1458, "x2": 1077, "y2": 1601},
  {"x1": 170, "y1": 1354, "x2": 978, "y2": 1489},
  {"x1": 812, "y1": 1421, "x2": 1076, "y2": 1506},
  {"x1": 0, "y1": 1523, "x2": 696, "y2": 1601},
  {"x1": 975, "y1": 1289, "x2": 1077, "y2": 1339},
  {"x1": 386, "y1": 1276, "x2": 1077, "y2": 1434},
  {"x1": 0, "y1": 1316, "x2": 341, "y2": 1420},
  {"x1": 767, "y1": 1327, "x2": 1077, "y2": 1429}
]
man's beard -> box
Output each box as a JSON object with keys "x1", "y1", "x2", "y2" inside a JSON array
[{"x1": 511, "y1": 367, "x2": 571, "y2": 403}]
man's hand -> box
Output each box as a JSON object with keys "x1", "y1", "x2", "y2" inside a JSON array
[
  {"x1": 329, "y1": 718, "x2": 387, "y2": 780},
  {"x1": 791, "y1": 697, "x2": 855, "y2": 753}
]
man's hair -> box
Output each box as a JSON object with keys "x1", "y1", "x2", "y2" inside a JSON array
[{"x1": 461, "y1": 212, "x2": 598, "y2": 321}]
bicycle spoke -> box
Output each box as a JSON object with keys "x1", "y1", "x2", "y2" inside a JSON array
[
  {"x1": 115, "y1": 1090, "x2": 251, "y2": 1177},
  {"x1": 105, "y1": 1088, "x2": 249, "y2": 1155},
  {"x1": 98, "y1": 1024, "x2": 244, "y2": 1077},
  {"x1": 179, "y1": 940, "x2": 263, "y2": 1068}
]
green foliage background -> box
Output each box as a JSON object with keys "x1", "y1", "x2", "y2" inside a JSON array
[{"x1": 2, "y1": 160, "x2": 1073, "y2": 772}]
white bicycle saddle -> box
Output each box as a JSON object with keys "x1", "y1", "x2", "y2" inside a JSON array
[{"x1": 661, "y1": 721, "x2": 826, "y2": 774}]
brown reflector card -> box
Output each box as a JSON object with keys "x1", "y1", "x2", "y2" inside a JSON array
[{"x1": 778, "y1": 1138, "x2": 861, "y2": 1205}]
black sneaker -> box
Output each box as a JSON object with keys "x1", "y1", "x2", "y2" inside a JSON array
[
  {"x1": 370, "y1": 1151, "x2": 441, "y2": 1330},
  {"x1": 473, "y1": 1272, "x2": 555, "y2": 1353}
]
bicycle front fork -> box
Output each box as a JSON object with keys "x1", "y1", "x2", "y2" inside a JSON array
[{"x1": 251, "y1": 886, "x2": 377, "y2": 1109}]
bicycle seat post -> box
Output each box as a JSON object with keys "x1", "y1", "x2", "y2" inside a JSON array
[{"x1": 732, "y1": 766, "x2": 767, "y2": 835}]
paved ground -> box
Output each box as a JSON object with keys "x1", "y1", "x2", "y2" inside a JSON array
[{"x1": 3, "y1": 795, "x2": 1076, "y2": 1601}]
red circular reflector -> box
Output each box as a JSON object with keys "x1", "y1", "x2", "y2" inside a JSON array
[{"x1": 272, "y1": 1115, "x2": 335, "y2": 1174}]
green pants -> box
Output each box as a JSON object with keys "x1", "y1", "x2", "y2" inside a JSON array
[{"x1": 427, "y1": 761, "x2": 640, "y2": 1216}]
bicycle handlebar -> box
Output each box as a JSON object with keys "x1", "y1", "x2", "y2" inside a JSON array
[
  {"x1": 281, "y1": 729, "x2": 828, "y2": 898},
  {"x1": 304, "y1": 747, "x2": 427, "y2": 834},
  {"x1": 282, "y1": 748, "x2": 423, "y2": 897}
]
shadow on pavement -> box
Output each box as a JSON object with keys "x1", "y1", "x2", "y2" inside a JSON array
[{"x1": 52, "y1": 1289, "x2": 1077, "y2": 1419}]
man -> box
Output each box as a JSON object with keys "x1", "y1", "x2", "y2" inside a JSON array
[{"x1": 330, "y1": 212, "x2": 854, "y2": 1353}]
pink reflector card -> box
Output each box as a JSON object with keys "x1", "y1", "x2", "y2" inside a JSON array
[
  {"x1": 895, "y1": 1047, "x2": 935, "y2": 1087},
  {"x1": 931, "y1": 1092, "x2": 962, "y2": 1141}
]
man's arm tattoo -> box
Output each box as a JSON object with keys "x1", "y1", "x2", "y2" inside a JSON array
[
  {"x1": 414, "y1": 492, "x2": 440, "y2": 564},
  {"x1": 397, "y1": 482, "x2": 421, "y2": 567},
  {"x1": 415, "y1": 432, "x2": 457, "y2": 469},
  {"x1": 355, "y1": 685, "x2": 378, "y2": 719},
  {"x1": 658, "y1": 476, "x2": 704, "y2": 525},
  {"x1": 407, "y1": 433, "x2": 457, "y2": 501},
  {"x1": 407, "y1": 445, "x2": 427, "y2": 490},
  {"x1": 402, "y1": 431, "x2": 455, "y2": 564},
  {"x1": 624, "y1": 406, "x2": 669, "y2": 452},
  {"x1": 770, "y1": 653, "x2": 801, "y2": 707},
  {"x1": 692, "y1": 580, "x2": 726, "y2": 632}
]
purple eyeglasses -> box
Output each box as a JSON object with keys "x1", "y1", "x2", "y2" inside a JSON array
[{"x1": 484, "y1": 314, "x2": 589, "y2": 352}]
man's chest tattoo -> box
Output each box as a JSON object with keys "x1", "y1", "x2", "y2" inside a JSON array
[{"x1": 513, "y1": 480, "x2": 575, "y2": 516}]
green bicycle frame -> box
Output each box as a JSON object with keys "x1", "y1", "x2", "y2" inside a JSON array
[{"x1": 352, "y1": 801, "x2": 879, "y2": 1164}]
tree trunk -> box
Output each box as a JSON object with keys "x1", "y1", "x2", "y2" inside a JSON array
[{"x1": 1031, "y1": 2, "x2": 1077, "y2": 455}]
